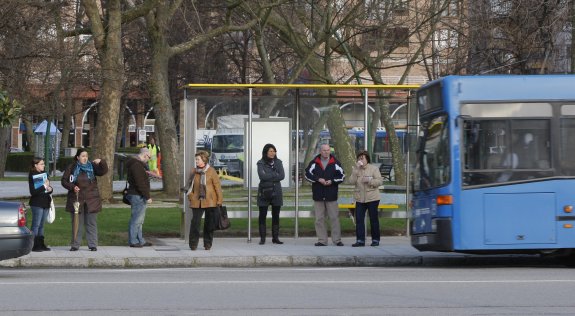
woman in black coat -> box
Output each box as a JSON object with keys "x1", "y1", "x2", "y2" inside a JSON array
[
  {"x1": 28, "y1": 157, "x2": 53, "y2": 252},
  {"x1": 256, "y1": 144, "x2": 285, "y2": 245}
]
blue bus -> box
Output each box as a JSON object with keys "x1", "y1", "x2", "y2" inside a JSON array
[
  {"x1": 319, "y1": 128, "x2": 407, "y2": 164},
  {"x1": 410, "y1": 75, "x2": 575, "y2": 262}
]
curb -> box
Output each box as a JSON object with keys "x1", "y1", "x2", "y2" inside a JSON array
[{"x1": 0, "y1": 254, "x2": 560, "y2": 269}]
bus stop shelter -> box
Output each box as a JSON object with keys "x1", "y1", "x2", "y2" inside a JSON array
[{"x1": 180, "y1": 84, "x2": 419, "y2": 242}]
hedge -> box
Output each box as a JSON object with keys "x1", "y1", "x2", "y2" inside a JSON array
[{"x1": 7, "y1": 147, "x2": 142, "y2": 172}]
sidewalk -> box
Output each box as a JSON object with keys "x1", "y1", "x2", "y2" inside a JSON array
[
  {"x1": 0, "y1": 174, "x2": 557, "y2": 268},
  {"x1": 1, "y1": 236, "x2": 555, "y2": 268}
]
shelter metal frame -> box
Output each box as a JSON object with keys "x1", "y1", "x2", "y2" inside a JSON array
[{"x1": 184, "y1": 83, "x2": 420, "y2": 242}]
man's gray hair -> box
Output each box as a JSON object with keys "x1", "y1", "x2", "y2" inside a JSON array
[{"x1": 140, "y1": 147, "x2": 151, "y2": 155}]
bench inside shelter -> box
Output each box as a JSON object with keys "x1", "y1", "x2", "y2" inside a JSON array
[{"x1": 379, "y1": 164, "x2": 393, "y2": 181}]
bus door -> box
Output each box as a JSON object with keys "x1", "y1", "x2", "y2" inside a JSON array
[{"x1": 461, "y1": 108, "x2": 556, "y2": 247}]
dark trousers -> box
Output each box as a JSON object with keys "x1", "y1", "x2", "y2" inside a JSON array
[
  {"x1": 355, "y1": 200, "x2": 380, "y2": 243},
  {"x1": 189, "y1": 207, "x2": 215, "y2": 247},
  {"x1": 258, "y1": 205, "x2": 281, "y2": 227}
]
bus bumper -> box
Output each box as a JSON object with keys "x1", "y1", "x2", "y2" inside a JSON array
[{"x1": 411, "y1": 218, "x2": 453, "y2": 252}]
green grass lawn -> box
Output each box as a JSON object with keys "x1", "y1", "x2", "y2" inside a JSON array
[
  {"x1": 35, "y1": 206, "x2": 407, "y2": 246},
  {"x1": 1, "y1": 176, "x2": 28, "y2": 181},
  {"x1": 21, "y1": 182, "x2": 407, "y2": 246}
]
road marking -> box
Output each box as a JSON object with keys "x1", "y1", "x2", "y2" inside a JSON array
[{"x1": 1, "y1": 279, "x2": 575, "y2": 285}]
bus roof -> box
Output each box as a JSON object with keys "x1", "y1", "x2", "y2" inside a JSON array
[{"x1": 422, "y1": 75, "x2": 575, "y2": 102}]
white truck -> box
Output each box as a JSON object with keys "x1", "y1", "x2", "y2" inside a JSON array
[
  {"x1": 210, "y1": 114, "x2": 259, "y2": 178},
  {"x1": 196, "y1": 129, "x2": 216, "y2": 150}
]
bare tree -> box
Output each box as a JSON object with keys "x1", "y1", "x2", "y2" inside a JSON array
[
  {"x1": 122, "y1": 0, "x2": 261, "y2": 196},
  {"x1": 0, "y1": 91, "x2": 21, "y2": 177},
  {"x1": 466, "y1": 0, "x2": 570, "y2": 74},
  {"x1": 68, "y1": 0, "x2": 159, "y2": 201}
]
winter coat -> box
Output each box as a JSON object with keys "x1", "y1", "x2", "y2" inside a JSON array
[
  {"x1": 186, "y1": 166, "x2": 223, "y2": 209},
  {"x1": 257, "y1": 158, "x2": 285, "y2": 207},
  {"x1": 28, "y1": 170, "x2": 53, "y2": 208},
  {"x1": 61, "y1": 159, "x2": 109, "y2": 214},
  {"x1": 304, "y1": 154, "x2": 345, "y2": 202},
  {"x1": 126, "y1": 157, "x2": 151, "y2": 200},
  {"x1": 349, "y1": 163, "x2": 383, "y2": 203}
]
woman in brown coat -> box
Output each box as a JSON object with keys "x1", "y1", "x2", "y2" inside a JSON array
[
  {"x1": 186, "y1": 150, "x2": 223, "y2": 250},
  {"x1": 61, "y1": 148, "x2": 108, "y2": 251}
]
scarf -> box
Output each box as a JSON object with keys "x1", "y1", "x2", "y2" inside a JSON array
[
  {"x1": 196, "y1": 164, "x2": 209, "y2": 200},
  {"x1": 72, "y1": 161, "x2": 95, "y2": 182},
  {"x1": 268, "y1": 159, "x2": 275, "y2": 171}
]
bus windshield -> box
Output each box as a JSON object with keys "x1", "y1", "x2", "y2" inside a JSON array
[
  {"x1": 211, "y1": 135, "x2": 243, "y2": 153},
  {"x1": 413, "y1": 115, "x2": 450, "y2": 191}
]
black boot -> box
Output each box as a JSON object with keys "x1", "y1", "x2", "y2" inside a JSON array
[
  {"x1": 259, "y1": 224, "x2": 266, "y2": 245},
  {"x1": 32, "y1": 236, "x2": 42, "y2": 252},
  {"x1": 39, "y1": 236, "x2": 51, "y2": 251},
  {"x1": 272, "y1": 225, "x2": 283, "y2": 244}
]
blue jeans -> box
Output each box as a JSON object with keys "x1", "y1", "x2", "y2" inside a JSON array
[
  {"x1": 128, "y1": 195, "x2": 148, "y2": 245},
  {"x1": 355, "y1": 200, "x2": 380, "y2": 243},
  {"x1": 30, "y1": 206, "x2": 49, "y2": 236}
]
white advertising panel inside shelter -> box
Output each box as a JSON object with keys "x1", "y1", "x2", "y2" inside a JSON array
[{"x1": 249, "y1": 119, "x2": 291, "y2": 188}]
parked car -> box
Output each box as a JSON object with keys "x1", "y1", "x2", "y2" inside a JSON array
[{"x1": 0, "y1": 201, "x2": 33, "y2": 260}]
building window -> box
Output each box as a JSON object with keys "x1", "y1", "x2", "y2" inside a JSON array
[
  {"x1": 436, "y1": 29, "x2": 458, "y2": 49},
  {"x1": 490, "y1": 0, "x2": 512, "y2": 16},
  {"x1": 441, "y1": 0, "x2": 460, "y2": 17},
  {"x1": 385, "y1": 27, "x2": 410, "y2": 49},
  {"x1": 365, "y1": 0, "x2": 409, "y2": 20}
]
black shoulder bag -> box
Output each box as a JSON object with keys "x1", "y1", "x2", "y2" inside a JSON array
[{"x1": 122, "y1": 181, "x2": 131, "y2": 205}]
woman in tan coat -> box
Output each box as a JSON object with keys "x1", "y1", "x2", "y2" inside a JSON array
[
  {"x1": 349, "y1": 150, "x2": 383, "y2": 247},
  {"x1": 186, "y1": 151, "x2": 223, "y2": 250}
]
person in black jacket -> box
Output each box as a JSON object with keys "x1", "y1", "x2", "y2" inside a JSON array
[
  {"x1": 256, "y1": 144, "x2": 285, "y2": 245},
  {"x1": 304, "y1": 144, "x2": 345, "y2": 246},
  {"x1": 28, "y1": 157, "x2": 53, "y2": 252},
  {"x1": 126, "y1": 148, "x2": 153, "y2": 248}
]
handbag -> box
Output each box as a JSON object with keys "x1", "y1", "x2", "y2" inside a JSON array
[
  {"x1": 259, "y1": 181, "x2": 275, "y2": 201},
  {"x1": 213, "y1": 205, "x2": 231, "y2": 230},
  {"x1": 46, "y1": 196, "x2": 56, "y2": 224},
  {"x1": 122, "y1": 181, "x2": 131, "y2": 205}
]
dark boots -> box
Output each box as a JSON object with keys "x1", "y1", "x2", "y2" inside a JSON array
[
  {"x1": 272, "y1": 225, "x2": 283, "y2": 244},
  {"x1": 32, "y1": 236, "x2": 42, "y2": 252},
  {"x1": 39, "y1": 236, "x2": 51, "y2": 251},
  {"x1": 259, "y1": 224, "x2": 266, "y2": 245},
  {"x1": 33, "y1": 236, "x2": 51, "y2": 252}
]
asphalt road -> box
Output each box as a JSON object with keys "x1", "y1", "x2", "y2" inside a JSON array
[{"x1": 1, "y1": 267, "x2": 574, "y2": 315}]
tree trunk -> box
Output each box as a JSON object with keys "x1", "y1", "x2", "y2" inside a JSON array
[
  {"x1": 85, "y1": 0, "x2": 125, "y2": 202},
  {"x1": 379, "y1": 98, "x2": 405, "y2": 186},
  {"x1": 92, "y1": 67, "x2": 123, "y2": 202},
  {"x1": 0, "y1": 127, "x2": 10, "y2": 178},
  {"x1": 116, "y1": 100, "x2": 127, "y2": 150},
  {"x1": 143, "y1": 2, "x2": 184, "y2": 197},
  {"x1": 24, "y1": 119, "x2": 34, "y2": 153},
  {"x1": 149, "y1": 51, "x2": 181, "y2": 197},
  {"x1": 326, "y1": 104, "x2": 355, "y2": 183}
]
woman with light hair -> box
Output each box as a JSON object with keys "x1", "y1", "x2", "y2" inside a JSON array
[{"x1": 186, "y1": 150, "x2": 223, "y2": 250}]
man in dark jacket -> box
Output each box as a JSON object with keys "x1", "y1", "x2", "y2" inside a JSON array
[
  {"x1": 305, "y1": 144, "x2": 345, "y2": 246},
  {"x1": 126, "y1": 148, "x2": 153, "y2": 248}
]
